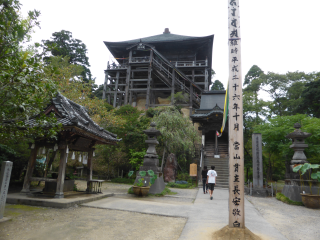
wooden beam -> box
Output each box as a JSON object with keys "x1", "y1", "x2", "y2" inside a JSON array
[
  {"x1": 113, "y1": 71, "x2": 119, "y2": 108},
  {"x1": 145, "y1": 65, "x2": 152, "y2": 110},
  {"x1": 205, "y1": 68, "x2": 209, "y2": 91},
  {"x1": 21, "y1": 146, "x2": 39, "y2": 193},
  {"x1": 55, "y1": 148, "x2": 67, "y2": 198},
  {"x1": 102, "y1": 71, "x2": 108, "y2": 100},
  {"x1": 124, "y1": 64, "x2": 131, "y2": 105},
  {"x1": 129, "y1": 79, "x2": 149, "y2": 82},
  {"x1": 30, "y1": 177, "x2": 57, "y2": 182},
  {"x1": 129, "y1": 71, "x2": 134, "y2": 105},
  {"x1": 171, "y1": 69, "x2": 175, "y2": 105},
  {"x1": 190, "y1": 70, "x2": 194, "y2": 116}
]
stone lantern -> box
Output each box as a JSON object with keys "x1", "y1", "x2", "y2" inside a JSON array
[
  {"x1": 285, "y1": 122, "x2": 311, "y2": 179},
  {"x1": 283, "y1": 123, "x2": 313, "y2": 202},
  {"x1": 134, "y1": 122, "x2": 165, "y2": 194}
]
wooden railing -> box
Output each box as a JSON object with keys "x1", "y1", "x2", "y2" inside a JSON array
[{"x1": 171, "y1": 60, "x2": 207, "y2": 67}]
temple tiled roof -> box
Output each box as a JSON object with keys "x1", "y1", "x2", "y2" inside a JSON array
[
  {"x1": 26, "y1": 93, "x2": 120, "y2": 143},
  {"x1": 190, "y1": 91, "x2": 226, "y2": 119}
]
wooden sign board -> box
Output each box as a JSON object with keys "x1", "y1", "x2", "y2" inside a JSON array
[
  {"x1": 189, "y1": 163, "x2": 197, "y2": 176},
  {"x1": 228, "y1": 0, "x2": 245, "y2": 228}
]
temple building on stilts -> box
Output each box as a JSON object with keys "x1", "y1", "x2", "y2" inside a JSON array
[{"x1": 103, "y1": 29, "x2": 229, "y2": 188}]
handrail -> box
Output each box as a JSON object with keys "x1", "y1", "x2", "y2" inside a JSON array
[{"x1": 152, "y1": 57, "x2": 200, "y2": 105}]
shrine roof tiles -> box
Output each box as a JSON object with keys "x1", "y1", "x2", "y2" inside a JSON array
[{"x1": 26, "y1": 93, "x2": 121, "y2": 143}]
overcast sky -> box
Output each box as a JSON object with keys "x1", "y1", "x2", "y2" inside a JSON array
[{"x1": 21, "y1": 0, "x2": 320, "y2": 88}]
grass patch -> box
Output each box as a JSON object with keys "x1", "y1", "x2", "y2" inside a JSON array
[
  {"x1": 128, "y1": 186, "x2": 134, "y2": 194},
  {"x1": 151, "y1": 187, "x2": 177, "y2": 197},
  {"x1": 6, "y1": 204, "x2": 44, "y2": 211},
  {"x1": 276, "y1": 193, "x2": 304, "y2": 206},
  {"x1": 166, "y1": 182, "x2": 195, "y2": 189},
  {"x1": 111, "y1": 178, "x2": 135, "y2": 184}
]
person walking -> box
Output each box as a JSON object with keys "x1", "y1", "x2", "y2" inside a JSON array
[
  {"x1": 206, "y1": 165, "x2": 217, "y2": 200},
  {"x1": 201, "y1": 166, "x2": 209, "y2": 194}
]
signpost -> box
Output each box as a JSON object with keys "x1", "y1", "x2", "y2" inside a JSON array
[
  {"x1": 228, "y1": 0, "x2": 245, "y2": 228},
  {"x1": 0, "y1": 161, "x2": 13, "y2": 219}
]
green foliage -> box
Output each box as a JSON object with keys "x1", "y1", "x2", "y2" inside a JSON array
[
  {"x1": 244, "y1": 65, "x2": 263, "y2": 86},
  {"x1": 152, "y1": 106, "x2": 201, "y2": 159},
  {"x1": 0, "y1": 1, "x2": 60, "y2": 142},
  {"x1": 166, "y1": 182, "x2": 195, "y2": 189},
  {"x1": 139, "y1": 171, "x2": 146, "y2": 177},
  {"x1": 299, "y1": 76, "x2": 320, "y2": 118},
  {"x1": 129, "y1": 149, "x2": 146, "y2": 171},
  {"x1": 128, "y1": 171, "x2": 134, "y2": 177},
  {"x1": 42, "y1": 30, "x2": 93, "y2": 82},
  {"x1": 293, "y1": 163, "x2": 320, "y2": 194},
  {"x1": 254, "y1": 114, "x2": 320, "y2": 181},
  {"x1": 276, "y1": 193, "x2": 304, "y2": 206},
  {"x1": 210, "y1": 80, "x2": 225, "y2": 90},
  {"x1": 111, "y1": 178, "x2": 135, "y2": 184}
]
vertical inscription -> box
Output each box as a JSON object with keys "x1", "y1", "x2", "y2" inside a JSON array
[
  {"x1": 228, "y1": 0, "x2": 244, "y2": 228},
  {"x1": 0, "y1": 161, "x2": 13, "y2": 219}
]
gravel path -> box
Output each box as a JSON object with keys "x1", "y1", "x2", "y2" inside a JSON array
[{"x1": 246, "y1": 195, "x2": 320, "y2": 240}]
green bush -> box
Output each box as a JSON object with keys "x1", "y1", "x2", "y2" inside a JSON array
[
  {"x1": 276, "y1": 193, "x2": 304, "y2": 206},
  {"x1": 111, "y1": 178, "x2": 135, "y2": 184},
  {"x1": 167, "y1": 182, "x2": 195, "y2": 189}
]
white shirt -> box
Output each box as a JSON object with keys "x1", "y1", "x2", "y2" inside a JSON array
[{"x1": 207, "y1": 170, "x2": 217, "y2": 183}]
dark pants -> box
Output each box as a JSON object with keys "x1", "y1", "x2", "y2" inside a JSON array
[
  {"x1": 202, "y1": 178, "x2": 208, "y2": 192},
  {"x1": 208, "y1": 183, "x2": 215, "y2": 191}
]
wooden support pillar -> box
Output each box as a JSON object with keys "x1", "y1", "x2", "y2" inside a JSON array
[
  {"x1": 86, "y1": 149, "x2": 94, "y2": 192},
  {"x1": 171, "y1": 69, "x2": 175, "y2": 105},
  {"x1": 145, "y1": 66, "x2": 152, "y2": 110},
  {"x1": 215, "y1": 131, "x2": 219, "y2": 155},
  {"x1": 21, "y1": 145, "x2": 39, "y2": 193},
  {"x1": 190, "y1": 70, "x2": 194, "y2": 116},
  {"x1": 54, "y1": 148, "x2": 68, "y2": 198},
  {"x1": 129, "y1": 71, "x2": 134, "y2": 105},
  {"x1": 44, "y1": 150, "x2": 57, "y2": 178},
  {"x1": 113, "y1": 71, "x2": 120, "y2": 108},
  {"x1": 102, "y1": 71, "x2": 107, "y2": 100},
  {"x1": 124, "y1": 65, "x2": 131, "y2": 105},
  {"x1": 205, "y1": 68, "x2": 209, "y2": 91}
]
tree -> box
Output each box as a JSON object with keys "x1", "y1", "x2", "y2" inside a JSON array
[
  {"x1": 152, "y1": 106, "x2": 201, "y2": 170},
  {"x1": 254, "y1": 114, "x2": 320, "y2": 181},
  {"x1": 244, "y1": 65, "x2": 263, "y2": 86},
  {"x1": 298, "y1": 73, "x2": 320, "y2": 118},
  {"x1": 42, "y1": 30, "x2": 93, "y2": 82},
  {"x1": 210, "y1": 80, "x2": 225, "y2": 90},
  {"x1": 0, "y1": 0, "x2": 60, "y2": 142}
]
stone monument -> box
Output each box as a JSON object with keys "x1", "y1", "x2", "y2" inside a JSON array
[
  {"x1": 251, "y1": 133, "x2": 268, "y2": 197},
  {"x1": 163, "y1": 153, "x2": 177, "y2": 183},
  {"x1": 282, "y1": 123, "x2": 317, "y2": 201},
  {"x1": 134, "y1": 122, "x2": 165, "y2": 194},
  {"x1": 0, "y1": 161, "x2": 13, "y2": 219}
]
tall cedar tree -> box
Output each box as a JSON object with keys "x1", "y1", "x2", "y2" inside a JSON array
[{"x1": 42, "y1": 30, "x2": 93, "y2": 83}]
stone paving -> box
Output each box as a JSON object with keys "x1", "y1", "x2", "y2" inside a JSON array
[{"x1": 82, "y1": 186, "x2": 287, "y2": 240}]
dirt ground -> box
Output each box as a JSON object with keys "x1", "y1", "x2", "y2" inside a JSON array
[
  {"x1": 1, "y1": 181, "x2": 186, "y2": 240},
  {"x1": 0, "y1": 205, "x2": 186, "y2": 240}
]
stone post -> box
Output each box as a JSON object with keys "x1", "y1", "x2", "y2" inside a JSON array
[
  {"x1": 252, "y1": 133, "x2": 263, "y2": 188},
  {"x1": 0, "y1": 161, "x2": 13, "y2": 219}
]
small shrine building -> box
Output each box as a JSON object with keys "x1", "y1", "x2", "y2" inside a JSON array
[{"x1": 21, "y1": 93, "x2": 121, "y2": 198}]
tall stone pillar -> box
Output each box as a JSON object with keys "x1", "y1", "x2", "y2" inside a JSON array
[{"x1": 252, "y1": 133, "x2": 263, "y2": 188}]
